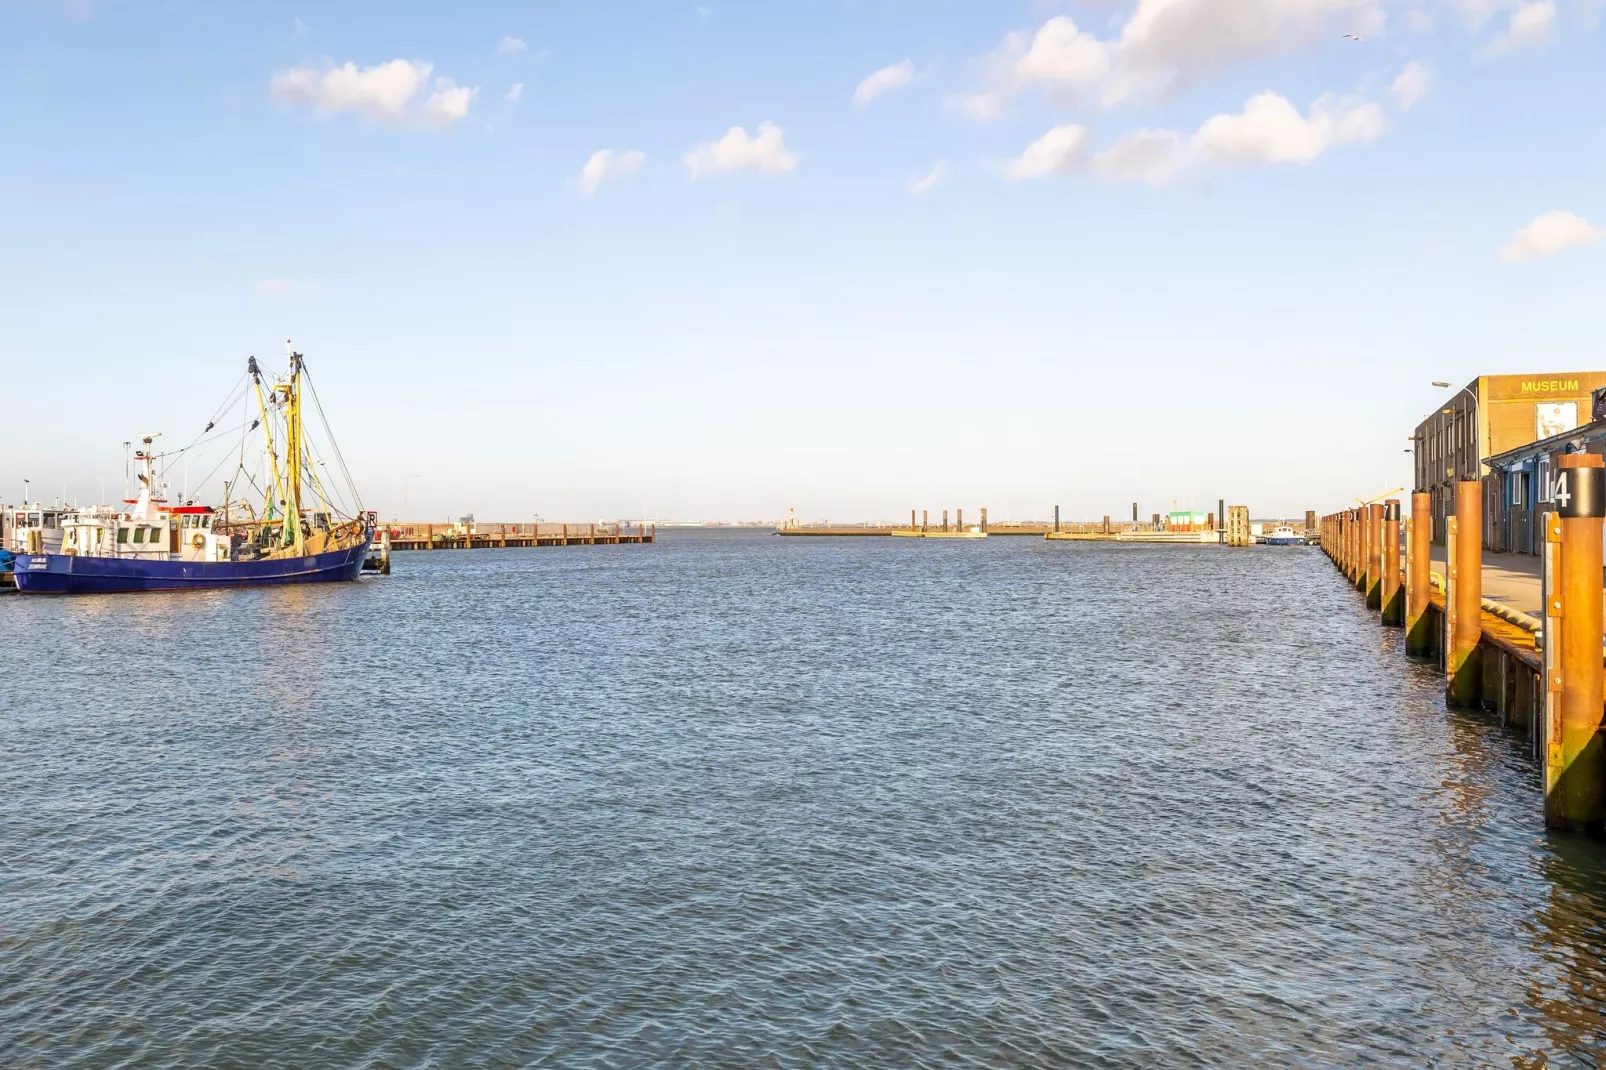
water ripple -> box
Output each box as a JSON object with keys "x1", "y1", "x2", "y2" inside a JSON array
[{"x1": 4, "y1": 532, "x2": 1606, "y2": 1066}]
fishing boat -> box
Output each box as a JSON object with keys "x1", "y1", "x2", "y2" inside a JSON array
[{"x1": 14, "y1": 346, "x2": 373, "y2": 594}]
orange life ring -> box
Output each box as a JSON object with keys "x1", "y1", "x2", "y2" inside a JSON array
[{"x1": 191, "y1": 533, "x2": 205, "y2": 550}]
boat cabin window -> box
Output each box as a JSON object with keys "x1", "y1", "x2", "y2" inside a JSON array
[
  {"x1": 149, "y1": 526, "x2": 164, "y2": 543},
  {"x1": 117, "y1": 527, "x2": 129, "y2": 544},
  {"x1": 132, "y1": 527, "x2": 145, "y2": 544},
  {"x1": 28, "y1": 512, "x2": 41, "y2": 527}
]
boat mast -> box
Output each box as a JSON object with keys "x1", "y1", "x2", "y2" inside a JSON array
[
  {"x1": 282, "y1": 346, "x2": 305, "y2": 552},
  {"x1": 248, "y1": 356, "x2": 286, "y2": 531}
]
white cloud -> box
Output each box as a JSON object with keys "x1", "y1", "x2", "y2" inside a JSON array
[
  {"x1": 1488, "y1": 0, "x2": 1557, "y2": 49},
  {"x1": 1002, "y1": 124, "x2": 1092, "y2": 180},
  {"x1": 1194, "y1": 91, "x2": 1383, "y2": 165},
  {"x1": 1500, "y1": 210, "x2": 1602, "y2": 261},
  {"x1": 683, "y1": 122, "x2": 797, "y2": 178},
  {"x1": 1390, "y1": 62, "x2": 1430, "y2": 108},
  {"x1": 962, "y1": 2, "x2": 1383, "y2": 115},
  {"x1": 909, "y1": 162, "x2": 945, "y2": 195},
  {"x1": 291, "y1": 17, "x2": 308, "y2": 37},
  {"x1": 577, "y1": 149, "x2": 646, "y2": 195},
  {"x1": 853, "y1": 60, "x2": 915, "y2": 109},
  {"x1": 1115, "y1": 0, "x2": 1381, "y2": 98},
  {"x1": 420, "y1": 80, "x2": 477, "y2": 128},
  {"x1": 1017, "y1": 16, "x2": 1113, "y2": 96},
  {"x1": 505, "y1": 82, "x2": 524, "y2": 102},
  {"x1": 498, "y1": 36, "x2": 527, "y2": 53},
  {"x1": 270, "y1": 59, "x2": 477, "y2": 128},
  {"x1": 1093, "y1": 129, "x2": 1190, "y2": 186},
  {"x1": 1001, "y1": 88, "x2": 1384, "y2": 186}
]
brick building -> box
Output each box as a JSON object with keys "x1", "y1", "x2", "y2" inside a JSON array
[{"x1": 1412, "y1": 372, "x2": 1606, "y2": 542}]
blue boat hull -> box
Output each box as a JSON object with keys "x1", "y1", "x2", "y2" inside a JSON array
[{"x1": 13, "y1": 540, "x2": 370, "y2": 594}]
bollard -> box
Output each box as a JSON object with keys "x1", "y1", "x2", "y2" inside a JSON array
[
  {"x1": 1544, "y1": 455, "x2": 1606, "y2": 830},
  {"x1": 1366, "y1": 502, "x2": 1384, "y2": 609},
  {"x1": 1381, "y1": 500, "x2": 1401, "y2": 625},
  {"x1": 1445, "y1": 480, "x2": 1482, "y2": 706},
  {"x1": 1406, "y1": 492, "x2": 1432, "y2": 654}
]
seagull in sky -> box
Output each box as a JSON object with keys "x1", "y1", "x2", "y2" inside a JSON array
[{"x1": 1343, "y1": 33, "x2": 1363, "y2": 41}]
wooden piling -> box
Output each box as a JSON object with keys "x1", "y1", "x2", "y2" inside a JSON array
[
  {"x1": 981, "y1": 507, "x2": 988, "y2": 533},
  {"x1": 1381, "y1": 499, "x2": 1401, "y2": 625},
  {"x1": 1545, "y1": 456, "x2": 1606, "y2": 830},
  {"x1": 1446, "y1": 481, "x2": 1483, "y2": 707}
]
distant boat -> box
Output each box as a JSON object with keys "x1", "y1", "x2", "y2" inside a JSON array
[
  {"x1": 1265, "y1": 525, "x2": 1305, "y2": 546},
  {"x1": 14, "y1": 348, "x2": 372, "y2": 594}
]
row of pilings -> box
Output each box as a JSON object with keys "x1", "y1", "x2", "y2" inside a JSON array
[{"x1": 1319, "y1": 456, "x2": 1606, "y2": 832}]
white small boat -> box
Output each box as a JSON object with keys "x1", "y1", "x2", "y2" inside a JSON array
[{"x1": 1265, "y1": 525, "x2": 1305, "y2": 546}]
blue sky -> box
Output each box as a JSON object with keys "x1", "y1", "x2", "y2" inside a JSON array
[{"x1": 2, "y1": 0, "x2": 1602, "y2": 522}]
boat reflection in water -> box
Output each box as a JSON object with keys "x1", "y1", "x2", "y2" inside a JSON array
[{"x1": 15, "y1": 344, "x2": 372, "y2": 594}]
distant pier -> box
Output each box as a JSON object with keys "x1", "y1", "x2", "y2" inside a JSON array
[{"x1": 384, "y1": 522, "x2": 655, "y2": 552}]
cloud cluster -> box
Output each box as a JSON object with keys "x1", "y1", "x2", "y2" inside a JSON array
[
  {"x1": 1003, "y1": 90, "x2": 1385, "y2": 185},
  {"x1": 683, "y1": 122, "x2": 797, "y2": 177},
  {"x1": 270, "y1": 59, "x2": 477, "y2": 129},
  {"x1": 1500, "y1": 210, "x2": 1601, "y2": 261},
  {"x1": 577, "y1": 149, "x2": 646, "y2": 195},
  {"x1": 961, "y1": 2, "x2": 1382, "y2": 116}
]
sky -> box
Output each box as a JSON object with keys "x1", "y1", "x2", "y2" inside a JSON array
[{"x1": 2, "y1": 0, "x2": 1602, "y2": 523}]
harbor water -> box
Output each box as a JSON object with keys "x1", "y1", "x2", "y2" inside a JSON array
[{"x1": 5, "y1": 530, "x2": 1606, "y2": 1067}]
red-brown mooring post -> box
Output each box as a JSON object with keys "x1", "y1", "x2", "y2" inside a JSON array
[
  {"x1": 1350, "y1": 508, "x2": 1362, "y2": 587},
  {"x1": 1381, "y1": 499, "x2": 1402, "y2": 625},
  {"x1": 1340, "y1": 511, "x2": 1351, "y2": 578},
  {"x1": 1445, "y1": 480, "x2": 1482, "y2": 707},
  {"x1": 1544, "y1": 455, "x2": 1606, "y2": 830},
  {"x1": 1366, "y1": 502, "x2": 1385, "y2": 609},
  {"x1": 1406, "y1": 492, "x2": 1432, "y2": 654}
]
